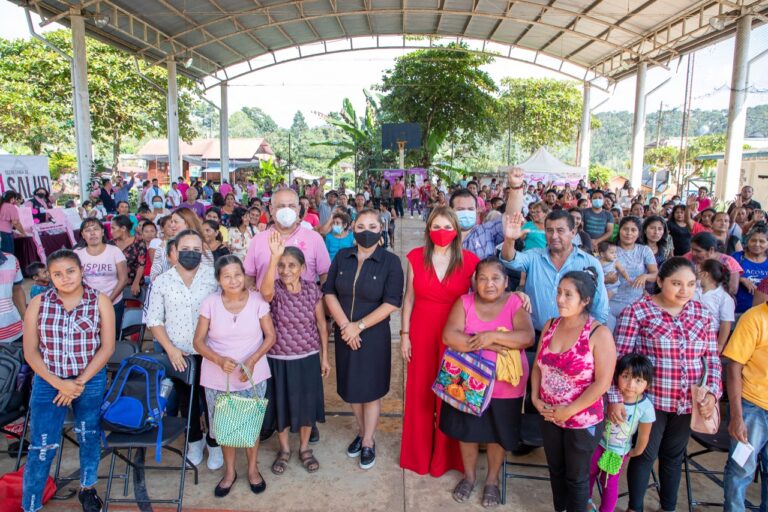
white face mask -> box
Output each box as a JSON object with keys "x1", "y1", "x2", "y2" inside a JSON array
[{"x1": 275, "y1": 207, "x2": 297, "y2": 228}]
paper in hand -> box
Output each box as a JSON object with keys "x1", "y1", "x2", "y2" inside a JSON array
[{"x1": 731, "y1": 441, "x2": 754, "y2": 468}]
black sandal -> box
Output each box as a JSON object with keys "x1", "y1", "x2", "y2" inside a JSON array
[
  {"x1": 481, "y1": 484, "x2": 501, "y2": 508},
  {"x1": 271, "y1": 451, "x2": 291, "y2": 475},
  {"x1": 452, "y1": 478, "x2": 475, "y2": 503},
  {"x1": 300, "y1": 449, "x2": 320, "y2": 473}
]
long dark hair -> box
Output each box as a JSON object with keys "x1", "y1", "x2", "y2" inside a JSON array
[
  {"x1": 641, "y1": 215, "x2": 669, "y2": 255},
  {"x1": 423, "y1": 206, "x2": 464, "y2": 279},
  {"x1": 700, "y1": 259, "x2": 730, "y2": 290}
]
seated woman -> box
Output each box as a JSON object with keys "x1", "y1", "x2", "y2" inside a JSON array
[
  {"x1": 22, "y1": 249, "x2": 115, "y2": 512},
  {"x1": 440, "y1": 258, "x2": 535, "y2": 508}
]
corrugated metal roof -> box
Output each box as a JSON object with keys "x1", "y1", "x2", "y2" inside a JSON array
[{"x1": 13, "y1": 0, "x2": 767, "y2": 85}]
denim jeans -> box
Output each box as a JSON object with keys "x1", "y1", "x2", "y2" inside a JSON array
[
  {"x1": 22, "y1": 370, "x2": 107, "y2": 512},
  {"x1": 724, "y1": 399, "x2": 768, "y2": 512}
]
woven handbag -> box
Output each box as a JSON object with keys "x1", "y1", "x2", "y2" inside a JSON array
[
  {"x1": 212, "y1": 364, "x2": 268, "y2": 448},
  {"x1": 432, "y1": 349, "x2": 495, "y2": 417}
]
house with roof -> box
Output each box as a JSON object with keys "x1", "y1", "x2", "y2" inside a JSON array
[{"x1": 136, "y1": 138, "x2": 274, "y2": 184}]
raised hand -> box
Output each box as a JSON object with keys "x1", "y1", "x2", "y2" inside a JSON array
[
  {"x1": 502, "y1": 212, "x2": 529, "y2": 241},
  {"x1": 507, "y1": 166, "x2": 524, "y2": 189},
  {"x1": 268, "y1": 231, "x2": 285, "y2": 257}
]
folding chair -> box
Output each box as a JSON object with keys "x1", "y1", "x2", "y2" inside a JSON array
[
  {"x1": 119, "y1": 303, "x2": 145, "y2": 348},
  {"x1": 684, "y1": 413, "x2": 761, "y2": 512},
  {"x1": 500, "y1": 350, "x2": 549, "y2": 505},
  {"x1": 102, "y1": 353, "x2": 198, "y2": 512},
  {"x1": 0, "y1": 392, "x2": 30, "y2": 472}
]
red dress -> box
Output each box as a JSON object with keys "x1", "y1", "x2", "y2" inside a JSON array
[{"x1": 400, "y1": 246, "x2": 479, "y2": 476}]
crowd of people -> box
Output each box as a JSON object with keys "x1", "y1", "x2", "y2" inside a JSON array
[{"x1": 3, "y1": 168, "x2": 767, "y2": 512}]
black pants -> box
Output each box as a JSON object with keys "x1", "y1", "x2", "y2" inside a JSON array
[
  {"x1": 627, "y1": 410, "x2": 691, "y2": 511},
  {"x1": 394, "y1": 197, "x2": 404, "y2": 217},
  {"x1": 541, "y1": 420, "x2": 603, "y2": 512},
  {"x1": 173, "y1": 355, "x2": 217, "y2": 446}
]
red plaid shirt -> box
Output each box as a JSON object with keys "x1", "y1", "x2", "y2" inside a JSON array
[
  {"x1": 610, "y1": 295, "x2": 721, "y2": 415},
  {"x1": 38, "y1": 285, "x2": 102, "y2": 378}
]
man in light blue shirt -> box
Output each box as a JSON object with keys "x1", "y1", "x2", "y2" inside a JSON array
[
  {"x1": 113, "y1": 173, "x2": 135, "y2": 204},
  {"x1": 500, "y1": 209, "x2": 609, "y2": 331}
]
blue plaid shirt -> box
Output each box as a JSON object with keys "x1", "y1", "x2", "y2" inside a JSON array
[{"x1": 462, "y1": 219, "x2": 504, "y2": 259}]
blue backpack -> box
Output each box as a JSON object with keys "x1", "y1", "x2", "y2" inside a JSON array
[{"x1": 101, "y1": 356, "x2": 167, "y2": 461}]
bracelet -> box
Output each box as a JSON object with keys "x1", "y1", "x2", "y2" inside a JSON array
[
  {"x1": 510, "y1": 184, "x2": 525, "y2": 190},
  {"x1": 400, "y1": 330, "x2": 409, "y2": 335}
]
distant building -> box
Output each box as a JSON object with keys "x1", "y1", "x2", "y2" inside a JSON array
[{"x1": 137, "y1": 138, "x2": 274, "y2": 184}]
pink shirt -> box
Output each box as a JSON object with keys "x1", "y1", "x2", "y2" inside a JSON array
[
  {"x1": 177, "y1": 182, "x2": 189, "y2": 201},
  {"x1": 697, "y1": 197, "x2": 712, "y2": 212},
  {"x1": 461, "y1": 293, "x2": 528, "y2": 399},
  {"x1": 218, "y1": 183, "x2": 232, "y2": 197},
  {"x1": 199, "y1": 291, "x2": 271, "y2": 391},
  {"x1": 393, "y1": 182, "x2": 405, "y2": 198},
  {"x1": 75, "y1": 245, "x2": 126, "y2": 305},
  {"x1": 0, "y1": 203, "x2": 19, "y2": 233},
  {"x1": 244, "y1": 225, "x2": 331, "y2": 288}
]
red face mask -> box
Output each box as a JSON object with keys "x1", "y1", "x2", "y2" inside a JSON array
[{"x1": 429, "y1": 228, "x2": 458, "y2": 247}]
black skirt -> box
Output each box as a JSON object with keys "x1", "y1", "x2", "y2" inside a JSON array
[
  {"x1": 439, "y1": 397, "x2": 523, "y2": 451},
  {"x1": 264, "y1": 354, "x2": 326, "y2": 433},
  {"x1": 334, "y1": 323, "x2": 391, "y2": 403}
]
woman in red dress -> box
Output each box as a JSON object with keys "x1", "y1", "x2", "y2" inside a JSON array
[{"x1": 400, "y1": 206, "x2": 480, "y2": 476}]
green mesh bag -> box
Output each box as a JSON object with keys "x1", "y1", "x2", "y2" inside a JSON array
[
  {"x1": 212, "y1": 364, "x2": 268, "y2": 448},
  {"x1": 597, "y1": 448, "x2": 624, "y2": 475}
]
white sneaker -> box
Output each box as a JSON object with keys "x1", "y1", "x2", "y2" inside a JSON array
[
  {"x1": 187, "y1": 439, "x2": 205, "y2": 466},
  {"x1": 207, "y1": 444, "x2": 224, "y2": 470}
]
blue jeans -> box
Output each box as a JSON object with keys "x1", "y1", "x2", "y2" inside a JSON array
[
  {"x1": 22, "y1": 370, "x2": 107, "y2": 512},
  {"x1": 724, "y1": 399, "x2": 768, "y2": 512}
]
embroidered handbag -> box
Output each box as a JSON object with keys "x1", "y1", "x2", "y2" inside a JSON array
[
  {"x1": 432, "y1": 349, "x2": 495, "y2": 417},
  {"x1": 213, "y1": 364, "x2": 268, "y2": 448},
  {"x1": 691, "y1": 357, "x2": 720, "y2": 435}
]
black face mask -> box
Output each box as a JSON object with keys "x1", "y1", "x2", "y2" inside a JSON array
[
  {"x1": 36, "y1": 193, "x2": 46, "y2": 199},
  {"x1": 354, "y1": 230, "x2": 381, "y2": 248},
  {"x1": 177, "y1": 250, "x2": 202, "y2": 270}
]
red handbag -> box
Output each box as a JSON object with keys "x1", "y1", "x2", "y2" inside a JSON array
[{"x1": 0, "y1": 465, "x2": 57, "y2": 512}]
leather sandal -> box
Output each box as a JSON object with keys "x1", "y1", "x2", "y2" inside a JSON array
[
  {"x1": 271, "y1": 451, "x2": 291, "y2": 475},
  {"x1": 300, "y1": 449, "x2": 320, "y2": 473},
  {"x1": 452, "y1": 478, "x2": 475, "y2": 503}
]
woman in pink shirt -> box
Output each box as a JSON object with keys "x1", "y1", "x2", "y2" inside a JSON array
[
  {"x1": 0, "y1": 191, "x2": 26, "y2": 254},
  {"x1": 441, "y1": 258, "x2": 535, "y2": 507},
  {"x1": 192, "y1": 255, "x2": 276, "y2": 498}
]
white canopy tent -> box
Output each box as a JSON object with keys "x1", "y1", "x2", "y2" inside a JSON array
[{"x1": 512, "y1": 147, "x2": 588, "y2": 187}]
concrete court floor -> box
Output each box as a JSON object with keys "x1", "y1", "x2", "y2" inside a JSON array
[{"x1": 0, "y1": 216, "x2": 758, "y2": 511}]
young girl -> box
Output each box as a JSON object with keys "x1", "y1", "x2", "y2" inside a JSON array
[
  {"x1": 697, "y1": 259, "x2": 735, "y2": 353},
  {"x1": 587, "y1": 353, "x2": 655, "y2": 512},
  {"x1": 597, "y1": 241, "x2": 631, "y2": 299},
  {"x1": 261, "y1": 234, "x2": 330, "y2": 475},
  {"x1": 22, "y1": 249, "x2": 115, "y2": 512}
]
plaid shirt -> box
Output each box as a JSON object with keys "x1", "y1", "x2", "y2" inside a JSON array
[
  {"x1": 38, "y1": 285, "x2": 102, "y2": 378},
  {"x1": 610, "y1": 296, "x2": 722, "y2": 414},
  {"x1": 462, "y1": 218, "x2": 504, "y2": 259}
]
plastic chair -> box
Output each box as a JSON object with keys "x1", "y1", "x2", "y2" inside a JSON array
[
  {"x1": 119, "y1": 305, "x2": 145, "y2": 347},
  {"x1": 102, "y1": 353, "x2": 198, "y2": 512}
]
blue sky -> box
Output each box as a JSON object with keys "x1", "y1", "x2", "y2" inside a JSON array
[{"x1": 1, "y1": 2, "x2": 767, "y2": 129}]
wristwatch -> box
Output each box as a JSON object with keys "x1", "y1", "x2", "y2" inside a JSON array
[{"x1": 358, "y1": 320, "x2": 367, "y2": 331}]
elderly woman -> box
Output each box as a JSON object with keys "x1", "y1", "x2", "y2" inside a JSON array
[
  {"x1": 75, "y1": 219, "x2": 129, "y2": 334},
  {"x1": 533, "y1": 269, "x2": 616, "y2": 512},
  {"x1": 192, "y1": 255, "x2": 275, "y2": 496},
  {"x1": 146, "y1": 230, "x2": 222, "y2": 470},
  {"x1": 323, "y1": 208, "x2": 404, "y2": 471},
  {"x1": 441, "y1": 258, "x2": 535, "y2": 507}
]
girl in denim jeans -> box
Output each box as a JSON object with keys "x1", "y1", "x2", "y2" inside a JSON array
[{"x1": 21, "y1": 249, "x2": 115, "y2": 512}]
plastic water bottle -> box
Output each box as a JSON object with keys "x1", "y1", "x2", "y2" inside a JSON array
[{"x1": 160, "y1": 378, "x2": 174, "y2": 400}]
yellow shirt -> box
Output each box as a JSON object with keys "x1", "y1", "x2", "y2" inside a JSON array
[{"x1": 723, "y1": 303, "x2": 768, "y2": 410}]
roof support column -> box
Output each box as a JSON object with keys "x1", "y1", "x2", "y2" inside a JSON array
[
  {"x1": 721, "y1": 14, "x2": 752, "y2": 203},
  {"x1": 70, "y1": 10, "x2": 93, "y2": 200},
  {"x1": 630, "y1": 61, "x2": 647, "y2": 191},
  {"x1": 166, "y1": 58, "x2": 181, "y2": 183},
  {"x1": 220, "y1": 81, "x2": 230, "y2": 185},
  {"x1": 578, "y1": 82, "x2": 591, "y2": 169}
]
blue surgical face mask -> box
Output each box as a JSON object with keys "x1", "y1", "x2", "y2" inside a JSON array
[
  {"x1": 332, "y1": 225, "x2": 344, "y2": 234},
  {"x1": 456, "y1": 210, "x2": 477, "y2": 231},
  {"x1": 591, "y1": 198, "x2": 604, "y2": 209}
]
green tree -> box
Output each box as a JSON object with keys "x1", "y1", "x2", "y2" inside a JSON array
[
  {"x1": 0, "y1": 30, "x2": 199, "y2": 169},
  {"x1": 498, "y1": 78, "x2": 585, "y2": 154},
  {"x1": 242, "y1": 106, "x2": 278, "y2": 134},
  {"x1": 377, "y1": 42, "x2": 499, "y2": 167},
  {"x1": 228, "y1": 111, "x2": 259, "y2": 138},
  {"x1": 291, "y1": 111, "x2": 309, "y2": 137},
  {"x1": 311, "y1": 93, "x2": 382, "y2": 187},
  {"x1": 588, "y1": 163, "x2": 614, "y2": 186}
]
